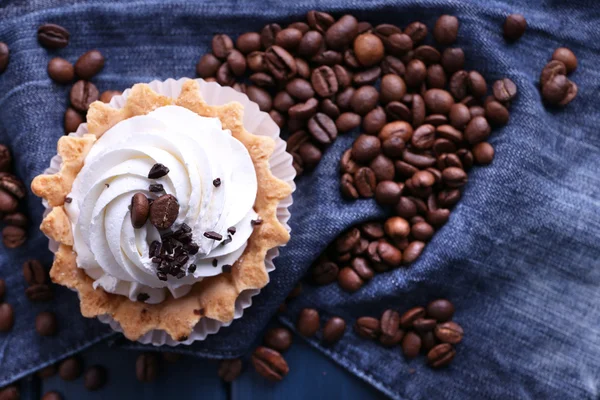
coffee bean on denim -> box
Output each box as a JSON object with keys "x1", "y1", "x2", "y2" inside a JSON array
[
  {"x1": 433, "y1": 15, "x2": 459, "y2": 45},
  {"x1": 252, "y1": 346, "x2": 289, "y2": 381},
  {"x1": 75, "y1": 50, "x2": 105, "y2": 80},
  {"x1": 323, "y1": 317, "x2": 346, "y2": 344},
  {"x1": 264, "y1": 327, "x2": 293, "y2": 352},
  {"x1": 503, "y1": 14, "x2": 527, "y2": 41},
  {"x1": 48, "y1": 57, "x2": 74, "y2": 84},
  {"x1": 38, "y1": 23, "x2": 69, "y2": 49},
  {"x1": 297, "y1": 308, "x2": 320, "y2": 337},
  {"x1": 0, "y1": 42, "x2": 9, "y2": 74}
]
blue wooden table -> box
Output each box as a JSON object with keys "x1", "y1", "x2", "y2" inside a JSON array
[{"x1": 21, "y1": 338, "x2": 385, "y2": 399}]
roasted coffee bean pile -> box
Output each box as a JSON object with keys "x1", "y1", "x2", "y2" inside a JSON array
[
  {"x1": 355, "y1": 299, "x2": 462, "y2": 368},
  {"x1": 35, "y1": 23, "x2": 121, "y2": 134},
  {"x1": 0, "y1": 145, "x2": 28, "y2": 249},
  {"x1": 539, "y1": 48, "x2": 578, "y2": 106},
  {"x1": 0, "y1": 42, "x2": 9, "y2": 74},
  {"x1": 311, "y1": 219, "x2": 431, "y2": 292}
]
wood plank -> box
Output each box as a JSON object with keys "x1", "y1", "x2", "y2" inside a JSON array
[
  {"x1": 231, "y1": 340, "x2": 385, "y2": 400},
  {"x1": 40, "y1": 342, "x2": 227, "y2": 400}
]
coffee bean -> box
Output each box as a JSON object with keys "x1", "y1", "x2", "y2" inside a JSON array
[
  {"x1": 441, "y1": 48, "x2": 465, "y2": 74},
  {"x1": 288, "y1": 97, "x2": 318, "y2": 120},
  {"x1": 449, "y1": 70, "x2": 468, "y2": 100},
  {"x1": 149, "y1": 194, "x2": 179, "y2": 230},
  {"x1": 23, "y1": 259, "x2": 46, "y2": 285},
  {"x1": 325, "y1": 15, "x2": 358, "y2": 50},
  {"x1": 446, "y1": 103, "x2": 470, "y2": 130},
  {"x1": 311, "y1": 66, "x2": 338, "y2": 98},
  {"x1": 2, "y1": 212, "x2": 25, "y2": 229},
  {"x1": 340, "y1": 173, "x2": 359, "y2": 199},
  {"x1": 37, "y1": 365, "x2": 58, "y2": 380},
  {"x1": 0, "y1": 279, "x2": 5, "y2": 302},
  {"x1": 264, "y1": 327, "x2": 293, "y2": 352},
  {"x1": 285, "y1": 78, "x2": 314, "y2": 101},
  {"x1": 245, "y1": 86, "x2": 272, "y2": 112},
  {"x1": 3, "y1": 225, "x2": 26, "y2": 248},
  {"x1": 442, "y1": 167, "x2": 468, "y2": 188},
  {"x1": 485, "y1": 100, "x2": 509, "y2": 126},
  {"x1": 380, "y1": 55, "x2": 405, "y2": 76},
  {"x1": 74, "y1": 50, "x2": 104, "y2": 80},
  {"x1": 42, "y1": 391, "x2": 61, "y2": 400},
  {"x1": 405, "y1": 59, "x2": 427, "y2": 87},
  {"x1": 323, "y1": 317, "x2": 346, "y2": 344},
  {"x1": 472, "y1": 142, "x2": 495, "y2": 165},
  {"x1": 312, "y1": 261, "x2": 339, "y2": 285},
  {"x1": 492, "y1": 78, "x2": 517, "y2": 102},
  {"x1": 38, "y1": 23, "x2": 69, "y2": 49},
  {"x1": 414, "y1": 45, "x2": 441, "y2": 66},
  {"x1": 252, "y1": 346, "x2": 289, "y2": 381},
  {"x1": 247, "y1": 51, "x2": 267, "y2": 73},
  {"x1": 558, "y1": 79, "x2": 577, "y2": 106},
  {"x1": 272, "y1": 91, "x2": 294, "y2": 113},
  {"x1": 411, "y1": 124, "x2": 436, "y2": 149},
  {"x1": 335, "y1": 227, "x2": 360, "y2": 253},
  {"x1": 542, "y1": 73, "x2": 571, "y2": 105},
  {"x1": 297, "y1": 308, "x2": 320, "y2": 337},
  {"x1": 377, "y1": 241, "x2": 402, "y2": 266},
  {"x1": 369, "y1": 154, "x2": 395, "y2": 181},
  {"x1": 212, "y1": 34, "x2": 234, "y2": 59},
  {"x1": 297, "y1": 30, "x2": 323, "y2": 57},
  {"x1": 424, "y1": 64, "x2": 445, "y2": 89},
  {"x1": 196, "y1": 53, "x2": 221, "y2": 78},
  {"x1": 354, "y1": 33, "x2": 385, "y2": 66},
  {"x1": 464, "y1": 115, "x2": 491, "y2": 144},
  {"x1": 335, "y1": 112, "x2": 361, "y2": 133},
  {"x1": 503, "y1": 14, "x2": 527, "y2": 41},
  {"x1": 354, "y1": 316, "x2": 380, "y2": 339},
  {"x1": 351, "y1": 134, "x2": 381, "y2": 163},
  {"x1": 81, "y1": 365, "x2": 107, "y2": 391},
  {"x1": 426, "y1": 299, "x2": 455, "y2": 321},
  {"x1": 312, "y1": 50, "x2": 343, "y2": 66},
  {"x1": 413, "y1": 318, "x2": 437, "y2": 333},
  {"x1": 59, "y1": 357, "x2": 82, "y2": 381},
  {"x1": 275, "y1": 28, "x2": 303, "y2": 51},
  {"x1": 401, "y1": 331, "x2": 422, "y2": 358},
  {"x1": 236, "y1": 32, "x2": 261, "y2": 54},
  {"x1": 383, "y1": 33, "x2": 413, "y2": 56},
  {"x1": 70, "y1": 80, "x2": 99, "y2": 112},
  {"x1": 338, "y1": 267, "x2": 364, "y2": 292},
  {"x1": 24, "y1": 283, "x2": 52, "y2": 302},
  {"x1": 307, "y1": 113, "x2": 336, "y2": 145},
  {"x1": 399, "y1": 306, "x2": 426, "y2": 328},
  {"x1": 350, "y1": 86, "x2": 379, "y2": 115},
  {"x1": 0, "y1": 387, "x2": 19, "y2": 400},
  {"x1": 540, "y1": 60, "x2": 566, "y2": 87},
  {"x1": 382, "y1": 136, "x2": 405, "y2": 158},
  {"x1": 0, "y1": 42, "x2": 8, "y2": 74},
  {"x1": 63, "y1": 107, "x2": 84, "y2": 134},
  {"x1": 403, "y1": 241, "x2": 425, "y2": 264},
  {"x1": 427, "y1": 343, "x2": 456, "y2": 368},
  {"x1": 307, "y1": 10, "x2": 335, "y2": 33},
  {"x1": 215, "y1": 62, "x2": 234, "y2": 86},
  {"x1": 136, "y1": 353, "x2": 158, "y2": 382},
  {"x1": 0, "y1": 174, "x2": 24, "y2": 200},
  {"x1": 435, "y1": 321, "x2": 464, "y2": 344},
  {"x1": 380, "y1": 309, "x2": 401, "y2": 337},
  {"x1": 130, "y1": 193, "x2": 149, "y2": 229},
  {"x1": 375, "y1": 181, "x2": 402, "y2": 205},
  {"x1": 297, "y1": 142, "x2": 322, "y2": 170},
  {"x1": 354, "y1": 167, "x2": 377, "y2": 198},
  {"x1": 552, "y1": 47, "x2": 577, "y2": 73},
  {"x1": 379, "y1": 74, "x2": 407, "y2": 104},
  {"x1": 465, "y1": 71, "x2": 487, "y2": 98},
  {"x1": 218, "y1": 359, "x2": 243, "y2": 382},
  {"x1": 265, "y1": 45, "x2": 297, "y2": 80},
  {"x1": 47, "y1": 57, "x2": 74, "y2": 84},
  {"x1": 353, "y1": 66, "x2": 381, "y2": 86},
  {"x1": 433, "y1": 15, "x2": 459, "y2": 45},
  {"x1": 423, "y1": 89, "x2": 454, "y2": 115},
  {"x1": 384, "y1": 216, "x2": 410, "y2": 239},
  {"x1": 225, "y1": 49, "x2": 246, "y2": 76},
  {"x1": 0, "y1": 190, "x2": 18, "y2": 214},
  {"x1": 360, "y1": 222, "x2": 384, "y2": 240},
  {"x1": 0, "y1": 145, "x2": 10, "y2": 172},
  {"x1": 0, "y1": 303, "x2": 14, "y2": 332},
  {"x1": 350, "y1": 257, "x2": 373, "y2": 280},
  {"x1": 404, "y1": 21, "x2": 428, "y2": 44}
]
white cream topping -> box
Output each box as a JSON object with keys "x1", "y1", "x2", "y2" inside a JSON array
[{"x1": 64, "y1": 106, "x2": 258, "y2": 304}]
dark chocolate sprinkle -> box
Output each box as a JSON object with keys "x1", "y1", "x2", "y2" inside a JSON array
[
  {"x1": 64, "y1": 197, "x2": 72, "y2": 203},
  {"x1": 149, "y1": 183, "x2": 164, "y2": 192},
  {"x1": 105, "y1": 183, "x2": 110, "y2": 188},
  {"x1": 213, "y1": 178, "x2": 221, "y2": 187},
  {"x1": 227, "y1": 227, "x2": 237, "y2": 235},
  {"x1": 204, "y1": 231, "x2": 223, "y2": 240},
  {"x1": 176, "y1": 255, "x2": 190, "y2": 265},
  {"x1": 222, "y1": 235, "x2": 233, "y2": 246},
  {"x1": 157, "y1": 272, "x2": 168, "y2": 281},
  {"x1": 137, "y1": 293, "x2": 150, "y2": 302},
  {"x1": 161, "y1": 230, "x2": 174, "y2": 240},
  {"x1": 151, "y1": 257, "x2": 162, "y2": 264},
  {"x1": 186, "y1": 243, "x2": 199, "y2": 255},
  {"x1": 176, "y1": 270, "x2": 186, "y2": 279},
  {"x1": 180, "y1": 223, "x2": 192, "y2": 233},
  {"x1": 251, "y1": 218, "x2": 263, "y2": 226},
  {"x1": 222, "y1": 264, "x2": 232, "y2": 273},
  {"x1": 212, "y1": 259, "x2": 218, "y2": 267},
  {"x1": 178, "y1": 233, "x2": 193, "y2": 244},
  {"x1": 148, "y1": 163, "x2": 170, "y2": 179},
  {"x1": 188, "y1": 264, "x2": 197, "y2": 273},
  {"x1": 149, "y1": 240, "x2": 162, "y2": 258}
]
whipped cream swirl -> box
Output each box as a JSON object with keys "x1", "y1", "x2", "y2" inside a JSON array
[{"x1": 64, "y1": 105, "x2": 258, "y2": 304}]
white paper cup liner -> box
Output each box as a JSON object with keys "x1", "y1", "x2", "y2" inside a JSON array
[{"x1": 43, "y1": 78, "x2": 296, "y2": 346}]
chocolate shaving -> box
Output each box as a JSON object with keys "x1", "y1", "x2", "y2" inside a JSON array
[
  {"x1": 227, "y1": 226, "x2": 236, "y2": 235},
  {"x1": 64, "y1": 197, "x2": 72, "y2": 203},
  {"x1": 221, "y1": 234, "x2": 233, "y2": 246},
  {"x1": 149, "y1": 183, "x2": 164, "y2": 192},
  {"x1": 137, "y1": 293, "x2": 150, "y2": 302},
  {"x1": 213, "y1": 178, "x2": 221, "y2": 187},
  {"x1": 204, "y1": 231, "x2": 223, "y2": 240},
  {"x1": 188, "y1": 264, "x2": 197, "y2": 273},
  {"x1": 251, "y1": 218, "x2": 263, "y2": 226},
  {"x1": 212, "y1": 259, "x2": 218, "y2": 267},
  {"x1": 148, "y1": 163, "x2": 170, "y2": 179}
]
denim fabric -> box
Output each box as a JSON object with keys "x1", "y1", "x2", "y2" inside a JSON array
[{"x1": 1, "y1": 0, "x2": 599, "y2": 398}]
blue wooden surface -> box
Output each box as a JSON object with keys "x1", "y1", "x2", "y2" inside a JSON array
[{"x1": 35, "y1": 338, "x2": 385, "y2": 400}]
